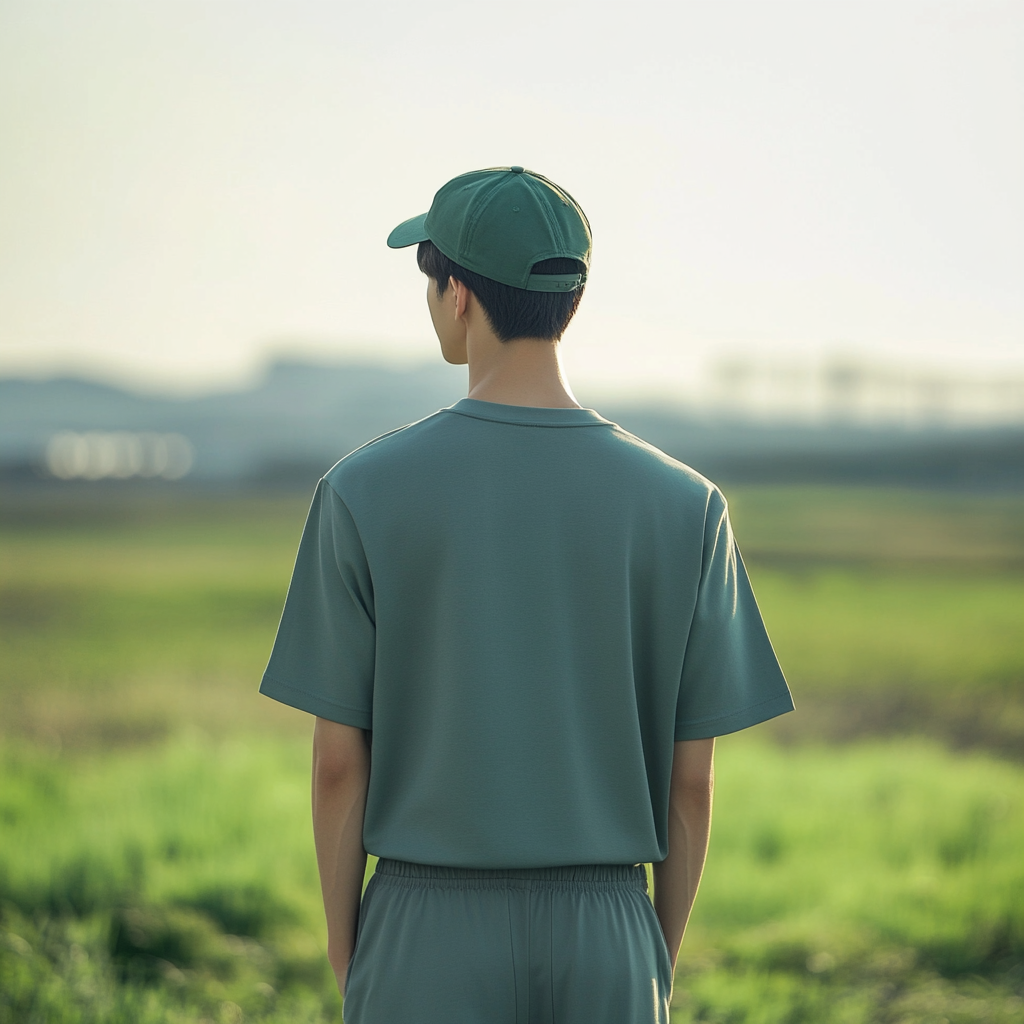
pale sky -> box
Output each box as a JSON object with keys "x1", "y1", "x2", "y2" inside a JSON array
[{"x1": 1, "y1": 0, "x2": 1021, "y2": 401}]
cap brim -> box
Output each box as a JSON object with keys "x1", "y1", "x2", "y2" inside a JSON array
[{"x1": 387, "y1": 212, "x2": 429, "y2": 249}]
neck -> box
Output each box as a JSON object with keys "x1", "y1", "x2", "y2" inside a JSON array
[{"x1": 466, "y1": 334, "x2": 581, "y2": 409}]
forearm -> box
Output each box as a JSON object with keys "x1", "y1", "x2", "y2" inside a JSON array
[
  {"x1": 653, "y1": 741, "x2": 714, "y2": 969},
  {"x1": 311, "y1": 720, "x2": 370, "y2": 988}
]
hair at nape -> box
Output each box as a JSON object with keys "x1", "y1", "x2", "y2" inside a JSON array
[{"x1": 417, "y1": 240, "x2": 586, "y2": 343}]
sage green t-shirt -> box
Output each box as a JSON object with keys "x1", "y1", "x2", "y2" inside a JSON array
[{"x1": 260, "y1": 399, "x2": 793, "y2": 868}]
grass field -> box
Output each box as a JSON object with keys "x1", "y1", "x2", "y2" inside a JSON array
[
  {"x1": 1, "y1": 484, "x2": 1022, "y2": 1022},
  {"x1": 3, "y1": 736, "x2": 1023, "y2": 1023}
]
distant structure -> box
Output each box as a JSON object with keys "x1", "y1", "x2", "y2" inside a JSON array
[
  {"x1": 46, "y1": 431, "x2": 193, "y2": 480},
  {"x1": 707, "y1": 357, "x2": 1024, "y2": 427},
  {"x1": 2, "y1": 358, "x2": 1021, "y2": 491}
]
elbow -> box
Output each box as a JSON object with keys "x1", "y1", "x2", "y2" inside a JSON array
[
  {"x1": 671, "y1": 773, "x2": 714, "y2": 817},
  {"x1": 312, "y1": 722, "x2": 369, "y2": 789},
  {"x1": 313, "y1": 750, "x2": 366, "y2": 789},
  {"x1": 669, "y1": 737, "x2": 715, "y2": 812}
]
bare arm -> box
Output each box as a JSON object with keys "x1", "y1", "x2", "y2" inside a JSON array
[
  {"x1": 311, "y1": 717, "x2": 370, "y2": 994},
  {"x1": 652, "y1": 737, "x2": 715, "y2": 971}
]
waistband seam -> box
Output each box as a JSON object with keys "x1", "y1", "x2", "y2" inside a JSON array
[
  {"x1": 372, "y1": 874, "x2": 648, "y2": 893},
  {"x1": 372, "y1": 859, "x2": 649, "y2": 893}
]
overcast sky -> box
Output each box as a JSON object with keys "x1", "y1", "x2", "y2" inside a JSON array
[{"x1": 1, "y1": 0, "x2": 1021, "y2": 399}]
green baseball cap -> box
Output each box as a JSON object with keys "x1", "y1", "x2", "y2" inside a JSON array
[{"x1": 387, "y1": 166, "x2": 591, "y2": 293}]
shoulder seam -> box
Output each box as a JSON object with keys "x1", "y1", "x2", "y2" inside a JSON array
[
  {"x1": 332, "y1": 411, "x2": 443, "y2": 463},
  {"x1": 607, "y1": 425, "x2": 718, "y2": 488},
  {"x1": 324, "y1": 408, "x2": 453, "y2": 478},
  {"x1": 319, "y1": 480, "x2": 375, "y2": 601}
]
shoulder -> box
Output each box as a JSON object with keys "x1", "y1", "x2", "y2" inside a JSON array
[
  {"x1": 600, "y1": 420, "x2": 725, "y2": 512},
  {"x1": 323, "y1": 408, "x2": 453, "y2": 499}
]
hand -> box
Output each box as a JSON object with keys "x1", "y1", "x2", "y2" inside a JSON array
[{"x1": 328, "y1": 943, "x2": 353, "y2": 997}]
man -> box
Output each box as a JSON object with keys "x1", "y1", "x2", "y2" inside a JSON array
[{"x1": 260, "y1": 166, "x2": 793, "y2": 1023}]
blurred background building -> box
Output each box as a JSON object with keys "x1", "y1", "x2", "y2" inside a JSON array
[{"x1": 3, "y1": 354, "x2": 1022, "y2": 490}]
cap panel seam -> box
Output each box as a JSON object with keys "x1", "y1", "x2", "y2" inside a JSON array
[
  {"x1": 526, "y1": 176, "x2": 568, "y2": 254},
  {"x1": 461, "y1": 176, "x2": 509, "y2": 267},
  {"x1": 528, "y1": 171, "x2": 592, "y2": 245}
]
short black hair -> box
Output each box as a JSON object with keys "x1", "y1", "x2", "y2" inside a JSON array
[{"x1": 416, "y1": 240, "x2": 586, "y2": 343}]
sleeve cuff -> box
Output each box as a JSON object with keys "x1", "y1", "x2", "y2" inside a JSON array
[
  {"x1": 259, "y1": 674, "x2": 373, "y2": 731},
  {"x1": 675, "y1": 691, "x2": 795, "y2": 741}
]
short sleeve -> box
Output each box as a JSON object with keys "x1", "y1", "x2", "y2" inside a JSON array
[
  {"x1": 675, "y1": 489, "x2": 794, "y2": 740},
  {"x1": 259, "y1": 479, "x2": 375, "y2": 729}
]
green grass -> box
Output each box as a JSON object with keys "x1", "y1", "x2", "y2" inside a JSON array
[
  {"x1": 755, "y1": 568, "x2": 1023, "y2": 691},
  {"x1": 726, "y1": 486, "x2": 1024, "y2": 568},
  {"x1": 2, "y1": 734, "x2": 1023, "y2": 1023},
  {"x1": 2, "y1": 486, "x2": 1022, "y2": 752},
  {"x1": 2, "y1": 484, "x2": 1023, "y2": 1021},
  {"x1": 749, "y1": 566, "x2": 1024, "y2": 757},
  {"x1": 0, "y1": 734, "x2": 340, "y2": 1023},
  {"x1": 676, "y1": 736, "x2": 1024, "y2": 1021},
  {"x1": 0, "y1": 493, "x2": 309, "y2": 746}
]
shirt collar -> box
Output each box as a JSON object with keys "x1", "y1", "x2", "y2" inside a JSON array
[{"x1": 445, "y1": 398, "x2": 612, "y2": 428}]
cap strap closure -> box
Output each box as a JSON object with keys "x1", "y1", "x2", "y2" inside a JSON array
[{"x1": 525, "y1": 273, "x2": 585, "y2": 293}]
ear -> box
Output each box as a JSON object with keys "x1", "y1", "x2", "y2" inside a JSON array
[{"x1": 451, "y1": 277, "x2": 470, "y2": 320}]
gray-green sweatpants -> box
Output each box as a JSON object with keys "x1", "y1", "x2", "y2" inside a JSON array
[{"x1": 342, "y1": 859, "x2": 673, "y2": 1024}]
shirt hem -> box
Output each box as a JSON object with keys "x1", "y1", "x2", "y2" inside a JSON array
[
  {"x1": 674, "y1": 691, "x2": 795, "y2": 741},
  {"x1": 258, "y1": 674, "x2": 372, "y2": 730}
]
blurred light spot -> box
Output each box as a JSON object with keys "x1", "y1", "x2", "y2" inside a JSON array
[
  {"x1": 807, "y1": 951, "x2": 837, "y2": 974},
  {"x1": 46, "y1": 432, "x2": 193, "y2": 480}
]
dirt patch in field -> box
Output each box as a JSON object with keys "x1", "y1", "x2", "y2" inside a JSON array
[
  {"x1": 0, "y1": 676, "x2": 311, "y2": 752},
  {"x1": 767, "y1": 683, "x2": 1024, "y2": 761}
]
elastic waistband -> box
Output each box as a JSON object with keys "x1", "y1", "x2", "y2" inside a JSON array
[{"x1": 373, "y1": 858, "x2": 649, "y2": 892}]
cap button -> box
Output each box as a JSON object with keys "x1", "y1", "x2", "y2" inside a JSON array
[{"x1": 509, "y1": 165, "x2": 524, "y2": 173}]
